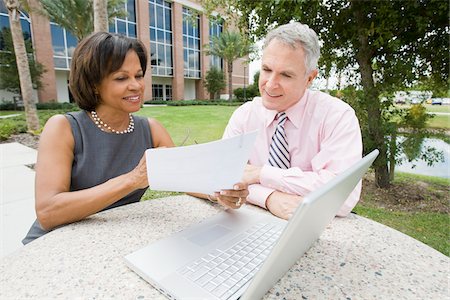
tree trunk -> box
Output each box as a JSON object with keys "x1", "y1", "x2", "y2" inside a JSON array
[
  {"x1": 389, "y1": 130, "x2": 397, "y2": 181},
  {"x1": 94, "y1": 0, "x2": 108, "y2": 32},
  {"x1": 352, "y1": 0, "x2": 390, "y2": 188},
  {"x1": 227, "y1": 61, "x2": 233, "y2": 101},
  {"x1": 5, "y1": 0, "x2": 39, "y2": 132}
]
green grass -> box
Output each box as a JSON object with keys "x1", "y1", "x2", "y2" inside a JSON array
[
  {"x1": 355, "y1": 172, "x2": 449, "y2": 256},
  {"x1": 424, "y1": 104, "x2": 450, "y2": 113},
  {"x1": 427, "y1": 114, "x2": 450, "y2": 129},
  {"x1": 136, "y1": 106, "x2": 237, "y2": 145},
  {"x1": 0, "y1": 110, "x2": 23, "y2": 116},
  {"x1": 353, "y1": 205, "x2": 449, "y2": 256},
  {"x1": 2, "y1": 105, "x2": 449, "y2": 256},
  {"x1": 394, "y1": 171, "x2": 450, "y2": 186}
]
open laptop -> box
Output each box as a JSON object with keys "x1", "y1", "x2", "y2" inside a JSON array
[{"x1": 125, "y1": 150, "x2": 379, "y2": 300}]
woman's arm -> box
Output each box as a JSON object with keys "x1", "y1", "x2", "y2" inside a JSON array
[{"x1": 35, "y1": 115, "x2": 148, "y2": 230}]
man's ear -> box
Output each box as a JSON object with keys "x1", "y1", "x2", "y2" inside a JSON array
[{"x1": 307, "y1": 69, "x2": 319, "y2": 87}]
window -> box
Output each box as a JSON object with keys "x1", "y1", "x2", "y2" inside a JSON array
[
  {"x1": 149, "y1": 0, "x2": 173, "y2": 76},
  {"x1": 152, "y1": 83, "x2": 172, "y2": 101},
  {"x1": 0, "y1": 3, "x2": 32, "y2": 51},
  {"x1": 165, "y1": 85, "x2": 172, "y2": 100},
  {"x1": 50, "y1": 23, "x2": 77, "y2": 70},
  {"x1": 110, "y1": 0, "x2": 137, "y2": 37},
  {"x1": 209, "y1": 19, "x2": 223, "y2": 70},
  {"x1": 182, "y1": 7, "x2": 200, "y2": 78},
  {"x1": 152, "y1": 84, "x2": 163, "y2": 100}
]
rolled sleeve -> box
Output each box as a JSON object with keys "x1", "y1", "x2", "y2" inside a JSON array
[{"x1": 247, "y1": 184, "x2": 275, "y2": 208}]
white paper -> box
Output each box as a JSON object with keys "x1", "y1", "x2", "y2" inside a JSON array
[{"x1": 146, "y1": 131, "x2": 258, "y2": 194}]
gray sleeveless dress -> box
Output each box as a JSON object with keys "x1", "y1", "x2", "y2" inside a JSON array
[{"x1": 22, "y1": 111, "x2": 153, "y2": 244}]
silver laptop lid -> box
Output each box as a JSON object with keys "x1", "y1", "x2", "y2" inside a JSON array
[{"x1": 240, "y1": 149, "x2": 379, "y2": 300}]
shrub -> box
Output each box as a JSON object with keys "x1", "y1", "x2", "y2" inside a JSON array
[
  {"x1": 233, "y1": 84, "x2": 259, "y2": 102},
  {"x1": 0, "y1": 117, "x2": 27, "y2": 140},
  {"x1": 204, "y1": 67, "x2": 226, "y2": 100},
  {"x1": 36, "y1": 102, "x2": 78, "y2": 110}
]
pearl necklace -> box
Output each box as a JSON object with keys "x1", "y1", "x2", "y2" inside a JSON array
[{"x1": 91, "y1": 110, "x2": 134, "y2": 134}]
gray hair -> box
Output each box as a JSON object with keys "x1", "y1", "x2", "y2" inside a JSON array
[{"x1": 263, "y1": 22, "x2": 320, "y2": 74}]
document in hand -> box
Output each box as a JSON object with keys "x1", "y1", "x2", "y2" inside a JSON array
[{"x1": 146, "y1": 131, "x2": 258, "y2": 194}]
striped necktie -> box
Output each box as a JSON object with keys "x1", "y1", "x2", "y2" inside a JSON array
[{"x1": 268, "y1": 112, "x2": 290, "y2": 169}]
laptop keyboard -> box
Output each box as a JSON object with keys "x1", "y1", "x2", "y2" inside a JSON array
[{"x1": 178, "y1": 223, "x2": 283, "y2": 299}]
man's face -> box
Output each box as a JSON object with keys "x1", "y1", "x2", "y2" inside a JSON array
[{"x1": 259, "y1": 39, "x2": 317, "y2": 112}]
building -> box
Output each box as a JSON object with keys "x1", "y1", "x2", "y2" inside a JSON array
[{"x1": 0, "y1": 0, "x2": 249, "y2": 103}]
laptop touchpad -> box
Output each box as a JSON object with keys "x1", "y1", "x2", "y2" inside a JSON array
[{"x1": 186, "y1": 225, "x2": 231, "y2": 247}]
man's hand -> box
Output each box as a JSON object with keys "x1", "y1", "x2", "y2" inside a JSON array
[
  {"x1": 242, "y1": 164, "x2": 262, "y2": 184},
  {"x1": 208, "y1": 182, "x2": 249, "y2": 209},
  {"x1": 266, "y1": 191, "x2": 303, "y2": 220}
]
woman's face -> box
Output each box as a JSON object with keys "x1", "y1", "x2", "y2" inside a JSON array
[{"x1": 96, "y1": 50, "x2": 145, "y2": 113}]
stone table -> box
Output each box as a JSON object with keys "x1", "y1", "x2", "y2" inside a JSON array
[{"x1": 1, "y1": 195, "x2": 448, "y2": 299}]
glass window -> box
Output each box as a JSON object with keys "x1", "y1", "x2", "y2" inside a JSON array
[
  {"x1": 50, "y1": 23, "x2": 74, "y2": 69},
  {"x1": 0, "y1": 1, "x2": 6, "y2": 14},
  {"x1": 165, "y1": 85, "x2": 172, "y2": 100},
  {"x1": 183, "y1": 7, "x2": 200, "y2": 78},
  {"x1": 117, "y1": 20, "x2": 127, "y2": 34},
  {"x1": 110, "y1": 0, "x2": 137, "y2": 37},
  {"x1": 209, "y1": 19, "x2": 223, "y2": 70},
  {"x1": 152, "y1": 84, "x2": 163, "y2": 100},
  {"x1": 127, "y1": 0, "x2": 136, "y2": 22},
  {"x1": 0, "y1": 8, "x2": 32, "y2": 51},
  {"x1": 149, "y1": 0, "x2": 173, "y2": 77},
  {"x1": 50, "y1": 24, "x2": 65, "y2": 57}
]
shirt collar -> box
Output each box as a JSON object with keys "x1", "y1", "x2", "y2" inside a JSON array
[{"x1": 264, "y1": 89, "x2": 309, "y2": 129}]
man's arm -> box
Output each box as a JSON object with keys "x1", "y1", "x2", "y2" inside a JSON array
[{"x1": 244, "y1": 109, "x2": 362, "y2": 217}]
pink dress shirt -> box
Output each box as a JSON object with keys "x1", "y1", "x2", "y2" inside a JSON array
[{"x1": 223, "y1": 89, "x2": 363, "y2": 217}]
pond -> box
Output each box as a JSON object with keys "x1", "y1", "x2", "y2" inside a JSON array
[{"x1": 395, "y1": 138, "x2": 449, "y2": 178}]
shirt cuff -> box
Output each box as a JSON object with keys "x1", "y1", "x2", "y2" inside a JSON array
[
  {"x1": 259, "y1": 164, "x2": 303, "y2": 193},
  {"x1": 247, "y1": 184, "x2": 275, "y2": 209}
]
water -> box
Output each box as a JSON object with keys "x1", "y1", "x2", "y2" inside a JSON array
[{"x1": 395, "y1": 138, "x2": 450, "y2": 178}]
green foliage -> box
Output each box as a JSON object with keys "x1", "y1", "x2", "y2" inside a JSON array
[
  {"x1": 212, "y1": 0, "x2": 449, "y2": 187},
  {"x1": 402, "y1": 104, "x2": 430, "y2": 130},
  {"x1": 0, "y1": 117, "x2": 26, "y2": 140},
  {"x1": 353, "y1": 205, "x2": 449, "y2": 256},
  {"x1": 37, "y1": 0, "x2": 126, "y2": 41},
  {"x1": 204, "y1": 67, "x2": 226, "y2": 100},
  {"x1": 204, "y1": 30, "x2": 253, "y2": 100},
  {"x1": 252, "y1": 71, "x2": 260, "y2": 86},
  {"x1": 205, "y1": 31, "x2": 252, "y2": 62},
  {"x1": 233, "y1": 84, "x2": 259, "y2": 102},
  {"x1": 0, "y1": 28, "x2": 45, "y2": 94},
  {"x1": 35, "y1": 102, "x2": 79, "y2": 110}
]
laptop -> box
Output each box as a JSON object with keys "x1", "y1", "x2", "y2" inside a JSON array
[{"x1": 125, "y1": 150, "x2": 379, "y2": 300}]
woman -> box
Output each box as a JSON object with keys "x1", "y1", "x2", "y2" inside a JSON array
[{"x1": 23, "y1": 32, "x2": 248, "y2": 244}]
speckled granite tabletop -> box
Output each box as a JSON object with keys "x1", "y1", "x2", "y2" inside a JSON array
[{"x1": 1, "y1": 195, "x2": 448, "y2": 299}]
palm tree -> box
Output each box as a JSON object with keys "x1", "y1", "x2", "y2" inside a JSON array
[
  {"x1": 3, "y1": 0, "x2": 39, "y2": 131},
  {"x1": 37, "y1": 0, "x2": 126, "y2": 41},
  {"x1": 94, "y1": 0, "x2": 108, "y2": 32},
  {"x1": 205, "y1": 31, "x2": 252, "y2": 100}
]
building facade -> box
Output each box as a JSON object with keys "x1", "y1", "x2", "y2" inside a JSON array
[{"x1": 0, "y1": 0, "x2": 249, "y2": 103}]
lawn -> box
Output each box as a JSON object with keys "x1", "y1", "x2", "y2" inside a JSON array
[
  {"x1": 2, "y1": 104, "x2": 449, "y2": 256},
  {"x1": 424, "y1": 104, "x2": 450, "y2": 113},
  {"x1": 134, "y1": 105, "x2": 448, "y2": 256},
  {"x1": 136, "y1": 106, "x2": 237, "y2": 145},
  {"x1": 427, "y1": 113, "x2": 450, "y2": 129}
]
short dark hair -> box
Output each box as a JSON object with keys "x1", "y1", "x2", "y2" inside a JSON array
[{"x1": 69, "y1": 32, "x2": 148, "y2": 111}]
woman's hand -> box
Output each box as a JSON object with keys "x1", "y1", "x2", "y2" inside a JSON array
[
  {"x1": 129, "y1": 153, "x2": 149, "y2": 189},
  {"x1": 208, "y1": 182, "x2": 249, "y2": 209}
]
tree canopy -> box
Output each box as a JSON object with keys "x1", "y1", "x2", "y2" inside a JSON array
[
  {"x1": 37, "y1": 0, "x2": 126, "y2": 41},
  {"x1": 204, "y1": 0, "x2": 449, "y2": 187},
  {"x1": 204, "y1": 30, "x2": 253, "y2": 100}
]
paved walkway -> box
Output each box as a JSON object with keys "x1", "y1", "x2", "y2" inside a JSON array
[{"x1": 0, "y1": 142, "x2": 37, "y2": 258}]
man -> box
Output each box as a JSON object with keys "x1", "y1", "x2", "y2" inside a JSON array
[{"x1": 223, "y1": 22, "x2": 362, "y2": 220}]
